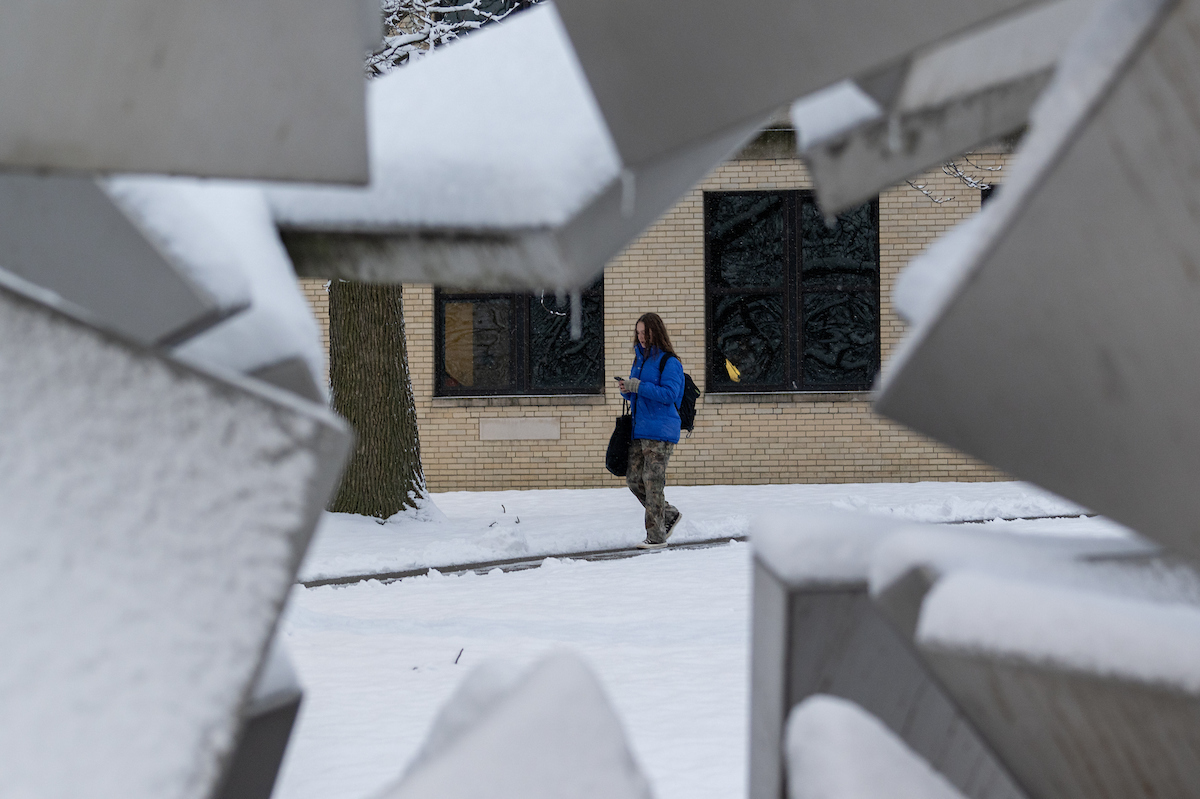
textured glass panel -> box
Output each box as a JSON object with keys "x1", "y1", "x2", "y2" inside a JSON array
[
  {"x1": 529, "y1": 287, "x2": 604, "y2": 390},
  {"x1": 711, "y1": 294, "x2": 785, "y2": 387},
  {"x1": 442, "y1": 299, "x2": 511, "y2": 389},
  {"x1": 801, "y1": 199, "x2": 878, "y2": 292},
  {"x1": 707, "y1": 193, "x2": 785, "y2": 288},
  {"x1": 802, "y1": 291, "x2": 878, "y2": 388}
]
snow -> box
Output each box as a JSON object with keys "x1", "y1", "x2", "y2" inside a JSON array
[
  {"x1": 103, "y1": 176, "x2": 252, "y2": 311},
  {"x1": 790, "y1": 81, "x2": 883, "y2": 150},
  {"x1": 379, "y1": 653, "x2": 653, "y2": 799},
  {"x1": 867, "y1": 522, "x2": 1147, "y2": 600},
  {"x1": 300, "y1": 481, "x2": 1089, "y2": 583},
  {"x1": 918, "y1": 571, "x2": 1200, "y2": 692},
  {"x1": 785, "y1": 695, "x2": 967, "y2": 799},
  {"x1": 753, "y1": 509, "x2": 916, "y2": 587},
  {"x1": 276, "y1": 483, "x2": 1136, "y2": 799},
  {"x1": 277, "y1": 543, "x2": 752, "y2": 799},
  {"x1": 106, "y1": 175, "x2": 326, "y2": 388},
  {"x1": 401, "y1": 659, "x2": 525, "y2": 777},
  {"x1": 266, "y1": 3, "x2": 621, "y2": 232},
  {"x1": 0, "y1": 279, "x2": 338, "y2": 799},
  {"x1": 151, "y1": 184, "x2": 325, "y2": 386},
  {"x1": 250, "y1": 634, "x2": 302, "y2": 713}
]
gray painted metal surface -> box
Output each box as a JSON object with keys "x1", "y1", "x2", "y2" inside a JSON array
[
  {"x1": 216, "y1": 636, "x2": 304, "y2": 799},
  {"x1": 0, "y1": 269, "x2": 349, "y2": 799},
  {"x1": 923, "y1": 652, "x2": 1200, "y2": 799},
  {"x1": 0, "y1": 173, "x2": 242, "y2": 346},
  {"x1": 281, "y1": 117, "x2": 763, "y2": 291},
  {"x1": 867, "y1": 529, "x2": 1156, "y2": 638},
  {"x1": 796, "y1": 0, "x2": 1093, "y2": 214},
  {"x1": 750, "y1": 556, "x2": 1025, "y2": 799},
  {"x1": 0, "y1": 0, "x2": 370, "y2": 182},
  {"x1": 873, "y1": 0, "x2": 1200, "y2": 559},
  {"x1": 916, "y1": 557, "x2": 1200, "y2": 799},
  {"x1": 250, "y1": 356, "x2": 326, "y2": 404},
  {"x1": 553, "y1": 0, "x2": 1046, "y2": 171}
]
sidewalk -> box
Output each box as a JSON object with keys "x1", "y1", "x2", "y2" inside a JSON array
[{"x1": 297, "y1": 481, "x2": 1126, "y2": 586}]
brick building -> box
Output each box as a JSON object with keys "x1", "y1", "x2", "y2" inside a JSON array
[{"x1": 300, "y1": 133, "x2": 1009, "y2": 492}]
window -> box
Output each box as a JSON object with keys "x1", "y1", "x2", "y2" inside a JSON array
[
  {"x1": 435, "y1": 278, "x2": 604, "y2": 396},
  {"x1": 704, "y1": 191, "x2": 879, "y2": 392}
]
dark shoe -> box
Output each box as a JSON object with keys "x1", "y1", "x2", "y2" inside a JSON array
[
  {"x1": 636, "y1": 539, "x2": 668, "y2": 550},
  {"x1": 664, "y1": 511, "x2": 683, "y2": 541}
]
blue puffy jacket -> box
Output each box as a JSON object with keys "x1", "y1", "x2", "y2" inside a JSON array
[{"x1": 622, "y1": 344, "x2": 685, "y2": 443}]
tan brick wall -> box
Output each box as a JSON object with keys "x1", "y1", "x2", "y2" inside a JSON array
[
  {"x1": 300, "y1": 153, "x2": 1010, "y2": 492},
  {"x1": 298, "y1": 277, "x2": 330, "y2": 384}
]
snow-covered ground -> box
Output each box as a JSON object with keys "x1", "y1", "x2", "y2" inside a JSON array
[
  {"x1": 277, "y1": 482, "x2": 1133, "y2": 799},
  {"x1": 299, "y1": 480, "x2": 1104, "y2": 583}
]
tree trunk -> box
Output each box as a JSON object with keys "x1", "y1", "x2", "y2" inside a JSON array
[{"x1": 327, "y1": 281, "x2": 424, "y2": 517}]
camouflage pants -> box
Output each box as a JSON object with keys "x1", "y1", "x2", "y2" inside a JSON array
[{"x1": 626, "y1": 439, "x2": 680, "y2": 543}]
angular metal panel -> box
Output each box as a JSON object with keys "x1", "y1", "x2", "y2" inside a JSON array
[
  {"x1": 0, "y1": 173, "x2": 239, "y2": 346},
  {"x1": 0, "y1": 0, "x2": 369, "y2": 182},
  {"x1": 553, "y1": 0, "x2": 1047, "y2": 170},
  {"x1": 801, "y1": 75, "x2": 1048, "y2": 214},
  {"x1": 0, "y1": 271, "x2": 350, "y2": 799},
  {"x1": 874, "y1": 0, "x2": 1200, "y2": 559},
  {"x1": 925, "y1": 653, "x2": 1200, "y2": 799},
  {"x1": 797, "y1": 0, "x2": 1094, "y2": 214},
  {"x1": 918, "y1": 558, "x2": 1200, "y2": 799},
  {"x1": 279, "y1": 118, "x2": 763, "y2": 291},
  {"x1": 749, "y1": 557, "x2": 1025, "y2": 799}
]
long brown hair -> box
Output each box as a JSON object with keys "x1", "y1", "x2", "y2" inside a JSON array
[{"x1": 634, "y1": 313, "x2": 678, "y2": 360}]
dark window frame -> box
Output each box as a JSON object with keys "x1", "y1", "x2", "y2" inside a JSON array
[
  {"x1": 703, "y1": 189, "x2": 880, "y2": 393},
  {"x1": 434, "y1": 281, "x2": 604, "y2": 397}
]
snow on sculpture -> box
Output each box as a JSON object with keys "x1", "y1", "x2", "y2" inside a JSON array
[
  {"x1": 0, "y1": 0, "x2": 373, "y2": 182},
  {"x1": 748, "y1": 502, "x2": 1200, "y2": 799},
  {"x1": 916, "y1": 564, "x2": 1200, "y2": 799},
  {"x1": 792, "y1": 0, "x2": 1096, "y2": 214},
  {"x1": 377, "y1": 653, "x2": 653, "y2": 799},
  {"x1": 873, "y1": 0, "x2": 1200, "y2": 561},
  {"x1": 856, "y1": 515, "x2": 1200, "y2": 799},
  {"x1": 0, "y1": 173, "x2": 249, "y2": 347},
  {"x1": 268, "y1": 2, "x2": 765, "y2": 294},
  {"x1": 785, "y1": 695, "x2": 969, "y2": 799},
  {"x1": 0, "y1": 269, "x2": 348, "y2": 799}
]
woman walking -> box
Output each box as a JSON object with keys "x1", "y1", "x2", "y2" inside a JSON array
[{"x1": 617, "y1": 313, "x2": 685, "y2": 549}]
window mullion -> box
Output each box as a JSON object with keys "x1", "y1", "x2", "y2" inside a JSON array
[
  {"x1": 789, "y1": 191, "x2": 803, "y2": 390},
  {"x1": 514, "y1": 294, "x2": 527, "y2": 392}
]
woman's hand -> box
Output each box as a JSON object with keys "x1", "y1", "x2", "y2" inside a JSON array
[{"x1": 623, "y1": 377, "x2": 640, "y2": 394}]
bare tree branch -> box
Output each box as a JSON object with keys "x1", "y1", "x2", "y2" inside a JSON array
[
  {"x1": 907, "y1": 180, "x2": 952, "y2": 204},
  {"x1": 907, "y1": 152, "x2": 1003, "y2": 204},
  {"x1": 366, "y1": 0, "x2": 536, "y2": 77}
]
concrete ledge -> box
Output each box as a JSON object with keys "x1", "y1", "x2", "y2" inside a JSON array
[
  {"x1": 431, "y1": 394, "x2": 606, "y2": 408},
  {"x1": 706, "y1": 391, "x2": 871, "y2": 404}
]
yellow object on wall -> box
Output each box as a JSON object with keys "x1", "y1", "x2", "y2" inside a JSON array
[{"x1": 725, "y1": 358, "x2": 741, "y2": 382}]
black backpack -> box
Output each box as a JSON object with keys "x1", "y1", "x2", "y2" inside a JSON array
[{"x1": 659, "y1": 354, "x2": 701, "y2": 437}]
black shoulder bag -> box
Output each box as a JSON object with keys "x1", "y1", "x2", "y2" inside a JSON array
[{"x1": 605, "y1": 399, "x2": 633, "y2": 477}]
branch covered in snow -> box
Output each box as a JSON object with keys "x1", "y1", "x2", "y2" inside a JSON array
[
  {"x1": 907, "y1": 153, "x2": 1003, "y2": 203},
  {"x1": 366, "y1": 0, "x2": 540, "y2": 76}
]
